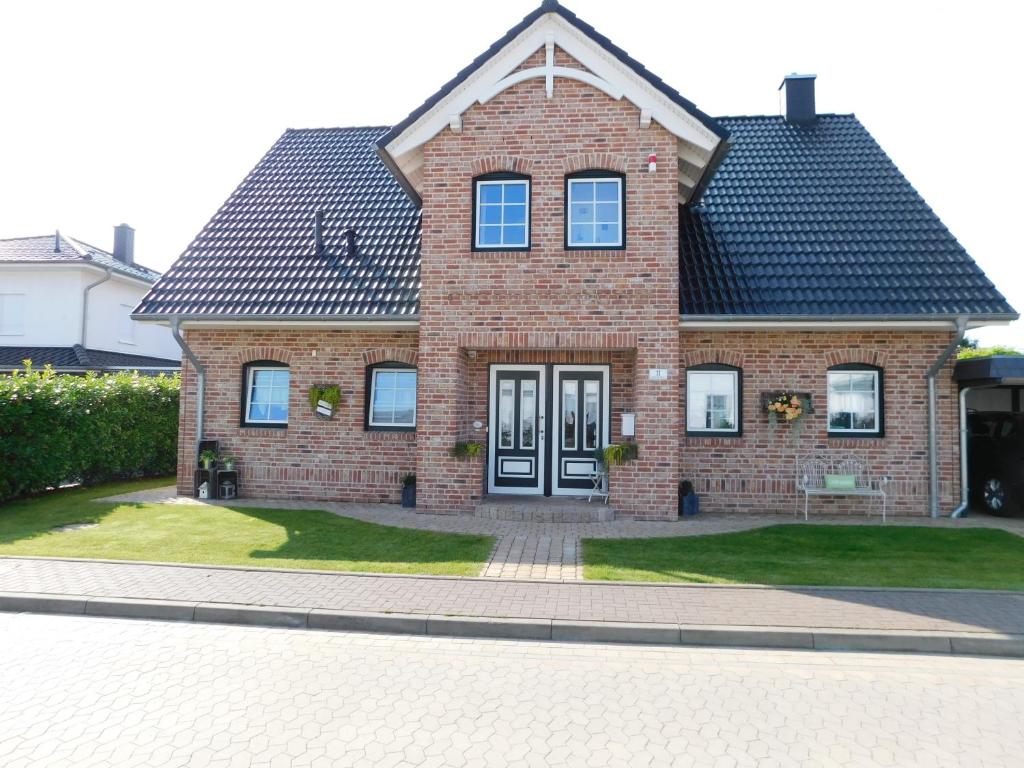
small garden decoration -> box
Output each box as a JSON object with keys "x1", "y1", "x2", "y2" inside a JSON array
[{"x1": 308, "y1": 384, "x2": 342, "y2": 420}]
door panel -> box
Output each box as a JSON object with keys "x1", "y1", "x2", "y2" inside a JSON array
[
  {"x1": 489, "y1": 366, "x2": 545, "y2": 494},
  {"x1": 553, "y1": 366, "x2": 609, "y2": 494}
]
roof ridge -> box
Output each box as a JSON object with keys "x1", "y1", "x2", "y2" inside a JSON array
[
  {"x1": 715, "y1": 112, "x2": 855, "y2": 121},
  {"x1": 285, "y1": 125, "x2": 390, "y2": 133}
]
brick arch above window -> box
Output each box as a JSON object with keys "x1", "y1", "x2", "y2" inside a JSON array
[
  {"x1": 469, "y1": 155, "x2": 535, "y2": 177},
  {"x1": 561, "y1": 154, "x2": 628, "y2": 175},
  {"x1": 361, "y1": 347, "x2": 418, "y2": 367},
  {"x1": 236, "y1": 347, "x2": 294, "y2": 366},
  {"x1": 681, "y1": 349, "x2": 745, "y2": 370},
  {"x1": 823, "y1": 348, "x2": 888, "y2": 369}
]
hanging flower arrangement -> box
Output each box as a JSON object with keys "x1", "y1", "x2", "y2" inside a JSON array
[{"x1": 766, "y1": 391, "x2": 803, "y2": 422}]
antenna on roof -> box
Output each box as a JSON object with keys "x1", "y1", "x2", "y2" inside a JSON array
[
  {"x1": 314, "y1": 209, "x2": 325, "y2": 257},
  {"x1": 54, "y1": 230, "x2": 61, "y2": 253}
]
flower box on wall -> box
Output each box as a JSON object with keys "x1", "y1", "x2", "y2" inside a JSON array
[{"x1": 760, "y1": 391, "x2": 815, "y2": 415}]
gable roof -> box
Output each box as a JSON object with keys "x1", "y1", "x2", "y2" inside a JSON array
[
  {"x1": 376, "y1": 0, "x2": 728, "y2": 206},
  {"x1": 134, "y1": 115, "x2": 1014, "y2": 323},
  {"x1": 0, "y1": 233, "x2": 162, "y2": 283},
  {"x1": 133, "y1": 126, "x2": 420, "y2": 319},
  {"x1": 679, "y1": 115, "x2": 1015, "y2": 319}
]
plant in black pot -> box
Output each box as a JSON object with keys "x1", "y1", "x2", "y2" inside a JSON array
[
  {"x1": 401, "y1": 473, "x2": 416, "y2": 508},
  {"x1": 678, "y1": 479, "x2": 699, "y2": 518},
  {"x1": 199, "y1": 449, "x2": 218, "y2": 471}
]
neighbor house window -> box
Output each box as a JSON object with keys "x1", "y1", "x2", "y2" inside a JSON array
[
  {"x1": 473, "y1": 173, "x2": 530, "y2": 250},
  {"x1": 366, "y1": 363, "x2": 417, "y2": 430},
  {"x1": 827, "y1": 365, "x2": 883, "y2": 436},
  {"x1": 566, "y1": 172, "x2": 624, "y2": 249},
  {"x1": 242, "y1": 362, "x2": 289, "y2": 427},
  {"x1": 686, "y1": 365, "x2": 741, "y2": 435},
  {"x1": 0, "y1": 294, "x2": 25, "y2": 336},
  {"x1": 118, "y1": 304, "x2": 135, "y2": 344}
]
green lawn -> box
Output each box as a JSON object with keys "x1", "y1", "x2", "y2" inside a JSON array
[
  {"x1": 583, "y1": 525, "x2": 1024, "y2": 590},
  {"x1": 0, "y1": 479, "x2": 494, "y2": 576}
]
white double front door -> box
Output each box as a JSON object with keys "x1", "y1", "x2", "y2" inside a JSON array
[{"x1": 487, "y1": 364, "x2": 610, "y2": 496}]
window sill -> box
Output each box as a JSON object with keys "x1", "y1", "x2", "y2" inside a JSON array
[
  {"x1": 685, "y1": 431, "x2": 742, "y2": 438},
  {"x1": 240, "y1": 423, "x2": 288, "y2": 431}
]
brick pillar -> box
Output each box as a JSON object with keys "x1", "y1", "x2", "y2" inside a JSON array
[
  {"x1": 612, "y1": 331, "x2": 680, "y2": 519},
  {"x1": 415, "y1": 341, "x2": 481, "y2": 513}
]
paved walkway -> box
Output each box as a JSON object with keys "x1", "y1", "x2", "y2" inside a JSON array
[
  {"x1": 98, "y1": 487, "x2": 1024, "y2": 582},
  {"x1": 4, "y1": 612, "x2": 1022, "y2": 768},
  {"x1": 2, "y1": 556, "x2": 1023, "y2": 635}
]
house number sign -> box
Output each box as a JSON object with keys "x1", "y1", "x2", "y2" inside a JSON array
[{"x1": 648, "y1": 368, "x2": 669, "y2": 381}]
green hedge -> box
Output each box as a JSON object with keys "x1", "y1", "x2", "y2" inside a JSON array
[{"x1": 0, "y1": 364, "x2": 180, "y2": 501}]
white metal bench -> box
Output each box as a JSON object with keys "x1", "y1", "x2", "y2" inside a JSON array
[{"x1": 795, "y1": 455, "x2": 890, "y2": 522}]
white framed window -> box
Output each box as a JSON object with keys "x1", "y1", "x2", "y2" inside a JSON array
[
  {"x1": 369, "y1": 367, "x2": 417, "y2": 428},
  {"x1": 244, "y1": 365, "x2": 290, "y2": 426},
  {"x1": 686, "y1": 368, "x2": 740, "y2": 434},
  {"x1": 474, "y1": 177, "x2": 529, "y2": 249},
  {"x1": 0, "y1": 294, "x2": 26, "y2": 336},
  {"x1": 827, "y1": 367, "x2": 881, "y2": 435},
  {"x1": 566, "y1": 175, "x2": 623, "y2": 248},
  {"x1": 118, "y1": 304, "x2": 135, "y2": 344}
]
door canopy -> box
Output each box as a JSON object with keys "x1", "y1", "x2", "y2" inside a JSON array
[{"x1": 377, "y1": 0, "x2": 729, "y2": 206}]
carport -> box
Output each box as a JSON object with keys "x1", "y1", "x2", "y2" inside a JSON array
[{"x1": 953, "y1": 355, "x2": 1024, "y2": 516}]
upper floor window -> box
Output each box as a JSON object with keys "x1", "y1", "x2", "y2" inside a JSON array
[
  {"x1": 686, "y1": 364, "x2": 741, "y2": 436},
  {"x1": 242, "y1": 361, "x2": 289, "y2": 427},
  {"x1": 0, "y1": 294, "x2": 25, "y2": 336},
  {"x1": 118, "y1": 304, "x2": 135, "y2": 344},
  {"x1": 473, "y1": 173, "x2": 530, "y2": 250},
  {"x1": 827, "y1": 364, "x2": 883, "y2": 436},
  {"x1": 366, "y1": 363, "x2": 417, "y2": 431},
  {"x1": 566, "y1": 171, "x2": 624, "y2": 249}
]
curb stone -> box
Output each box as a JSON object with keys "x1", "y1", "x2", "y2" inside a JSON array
[{"x1": 0, "y1": 591, "x2": 1022, "y2": 658}]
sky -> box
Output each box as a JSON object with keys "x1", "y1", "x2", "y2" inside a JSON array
[{"x1": 2, "y1": 0, "x2": 1021, "y2": 345}]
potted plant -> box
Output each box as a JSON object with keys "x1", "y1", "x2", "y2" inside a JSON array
[
  {"x1": 401, "y1": 473, "x2": 416, "y2": 508},
  {"x1": 450, "y1": 441, "x2": 484, "y2": 460},
  {"x1": 199, "y1": 449, "x2": 218, "y2": 470},
  {"x1": 308, "y1": 384, "x2": 342, "y2": 420},
  {"x1": 221, "y1": 455, "x2": 237, "y2": 471}
]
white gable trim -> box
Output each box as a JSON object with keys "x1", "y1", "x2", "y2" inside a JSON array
[{"x1": 382, "y1": 12, "x2": 723, "y2": 198}]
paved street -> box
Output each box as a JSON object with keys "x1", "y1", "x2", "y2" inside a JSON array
[{"x1": 1, "y1": 613, "x2": 1022, "y2": 767}]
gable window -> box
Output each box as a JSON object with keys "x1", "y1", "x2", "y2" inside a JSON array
[
  {"x1": 566, "y1": 172, "x2": 624, "y2": 249},
  {"x1": 686, "y1": 365, "x2": 741, "y2": 435},
  {"x1": 366, "y1": 363, "x2": 417, "y2": 430},
  {"x1": 242, "y1": 362, "x2": 289, "y2": 427},
  {"x1": 0, "y1": 294, "x2": 25, "y2": 336},
  {"x1": 473, "y1": 173, "x2": 530, "y2": 250},
  {"x1": 827, "y1": 365, "x2": 883, "y2": 436}
]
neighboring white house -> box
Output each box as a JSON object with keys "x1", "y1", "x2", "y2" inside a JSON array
[{"x1": 0, "y1": 225, "x2": 180, "y2": 373}]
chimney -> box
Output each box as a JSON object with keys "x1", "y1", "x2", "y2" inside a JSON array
[
  {"x1": 113, "y1": 223, "x2": 135, "y2": 265},
  {"x1": 54, "y1": 230, "x2": 61, "y2": 253},
  {"x1": 779, "y1": 73, "x2": 816, "y2": 124}
]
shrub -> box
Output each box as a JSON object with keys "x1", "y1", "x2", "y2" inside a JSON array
[
  {"x1": 0, "y1": 363, "x2": 180, "y2": 501},
  {"x1": 958, "y1": 345, "x2": 1022, "y2": 360}
]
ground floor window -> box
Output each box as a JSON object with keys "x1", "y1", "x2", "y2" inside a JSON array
[
  {"x1": 367, "y1": 364, "x2": 417, "y2": 430},
  {"x1": 242, "y1": 362, "x2": 289, "y2": 427},
  {"x1": 827, "y1": 365, "x2": 883, "y2": 435},
  {"x1": 686, "y1": 365, "x2": 741, "y2": 435}
]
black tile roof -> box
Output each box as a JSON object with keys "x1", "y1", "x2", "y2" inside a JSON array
[
  {"x1": 0, "y1": 234, "x2": 162, "y2": 283},
  {"x1": 135, "y1": 116, "x2": 1014, "y2": 322},
  {"x1": 680, "y1": 114, "x2": 1016, "y2": 319},
  {"x1": 134, "y1": 126, "x2": 420, "y2": 319},
  {"x1": 0, "y1": 345, "x2": 179, "y2": 372}
]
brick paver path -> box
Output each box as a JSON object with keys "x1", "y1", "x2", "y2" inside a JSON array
[
  {"x1": 2, "y1": 556, "x2": 1024, "y2": 634},
  {"x1": 99, "y1": 487, "x2": 1024, "y2": 582},
  {"x1": 3, "y1": 612, "x2": 1023, "y2": 767}
]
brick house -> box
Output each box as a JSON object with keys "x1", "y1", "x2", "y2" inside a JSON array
[{"x1": 135, "y1": 0, "x2": 1015, "y2": 519}]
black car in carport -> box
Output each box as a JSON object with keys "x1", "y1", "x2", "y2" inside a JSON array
[{"x1": 968, "y1": 411, "x2": 1024, "y2": 515}]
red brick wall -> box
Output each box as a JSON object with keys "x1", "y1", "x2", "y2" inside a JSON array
[
  {"x1": 176, "y1": 328, "x2": 418, "y2": 503},
  {"x1": 416, "y1": 46, "x2": 681, "y2": 516},
  {"x1": 679, "y1": 330, "x2": 961, "y2": 516}
]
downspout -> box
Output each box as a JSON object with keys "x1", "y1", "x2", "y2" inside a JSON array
[
  {"x1": 81, "y1": 265, "x2": 113, "y2": 346},
  {"x1": 951, "y1": 385, "x2": 972, "y2": 518},
  {"x1": 927, "y1": 316, "x2": 968, "y2": 518},
  {"x1": 170, "y1": 317, "x2": 206, "y2": 463}
]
